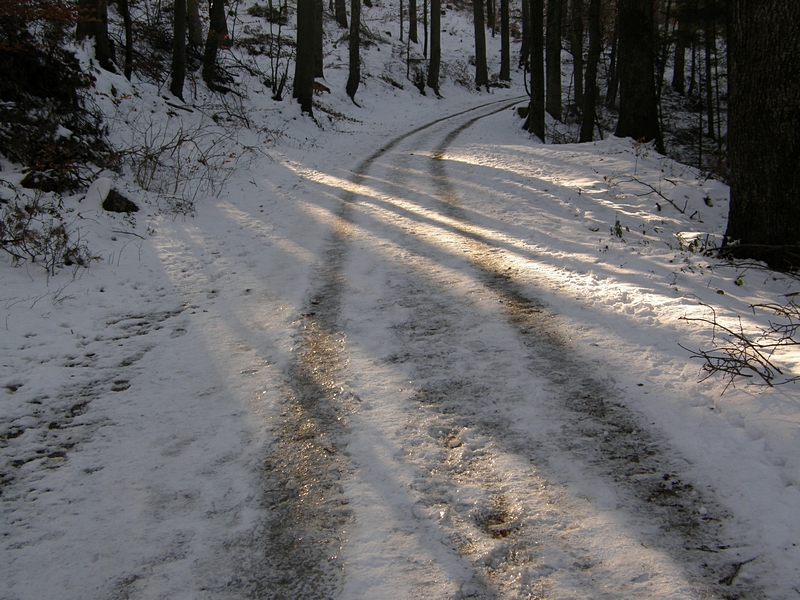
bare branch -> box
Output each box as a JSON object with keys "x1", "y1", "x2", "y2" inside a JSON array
[{"x1": 680, "y1": 301, "x2": 800, "y2": 393}]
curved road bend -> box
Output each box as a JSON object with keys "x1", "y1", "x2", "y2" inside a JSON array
[{"x1": 238, "y1": 99, "x2": 764, "y2": 600}]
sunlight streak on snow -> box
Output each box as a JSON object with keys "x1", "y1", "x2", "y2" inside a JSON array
[
  {"x1": 150, "y1": 221, "x2": 291, "y2": 429},
  {"x1": 216, "y1": 199, "x2": 319, "y2": 268}
]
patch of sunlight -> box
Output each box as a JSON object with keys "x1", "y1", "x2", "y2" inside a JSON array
[
  {"x1": 216, "y1": 200, "x2": 318, "y2": 266},
  {"x1": 151, "y1": 224, "x2": 289, "y2": 426},
  {"x1": 444, "y1": 146, "x2": 605, "y2": 190},
  {"x1": 282, "y1": 161, "x2": 381, "y2": 200}
]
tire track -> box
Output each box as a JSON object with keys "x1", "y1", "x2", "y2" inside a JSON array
[
  {"x1": 226, "y1": 97, "x2": 528, "y2": 599},
  {"x1": 329, "y1": 105, "x2": 764, "y2": 597},
  {"x1": 406, "y1": 106, "x2": 765, "y2": 597}
]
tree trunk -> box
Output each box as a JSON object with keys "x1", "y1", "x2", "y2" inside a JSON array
[
  {"x1": 520, "y1": 0, "x2": 530, "y2": 68},
  {"x1": 424, "y1": 0, "x2": 428, "y2": 56},
  {"x1": 187, "y1": 0, "x2": 203, "y2": 48},
  {"x1": 487, "y1": 0, "x2": 494, "y2": 35},
  {"x1": 314, "y1": 0, "x2": 324, "y2": 77},
  {"x1": 525, "y1": 0, "x2": 545, "y2": 141},
  {"x1": 427, "y1": 0, "x2": 441, "y2": 93},
  {"x1": 579, "y1": 0, "x2": 599, "y2": 142},
  {"x1": 346, "y1": 0, "x2": 361, "y2": 100},
  {"x1": 335, "y1": 0, "x2": 348, "y2": 28},
  {"x1": 76, "y1": 0, "x2": 113, "y2": 71},
  {"x1": 409, "y1": 0, "x2": 418, "y2": 42},
  {"x1": 76, "y1": 0, "x2": 91, "y2": 40},
  {"x1": 203, "y1": 0, "x2": 229, "y2": 88},
  {"x1": 472, "y1": 0, "x2": 489, "y2": 89},
  {"x1": 723, "y1": 0, "x2": 800, "y2": 270},
  {"x1": 294, "y1": 0, "x2": 315, "y2": 114},
  {"x1": 499, "y1": 0, "x2": 510, "y2": 80},
  {"x1": 400, "y1": 0, "x2": 404, "y2": 42},
  {"x1": 171, "y1": 0, "x2": 187, "y2": 99},
  {"x1": 570, "y1": 0, "x2": 584, "y2": 110},
  {"x1": 615, "y1": 0, "x2": 662, "y2": 151},
  {"x1": 545, "y1": 0, "x2": 562, "y2": 120}
]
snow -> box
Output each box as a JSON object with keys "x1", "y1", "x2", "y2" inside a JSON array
[{"x1": 2, "y1": 3, "x2": 799, "y2": 599}]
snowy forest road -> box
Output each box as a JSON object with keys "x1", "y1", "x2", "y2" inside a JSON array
[
  {"x1": 244, "y1": 99, "x2": 765, "y2": 599},
  {"x1": 1, "y1": 96, "x2": 769, "y2": 600}
]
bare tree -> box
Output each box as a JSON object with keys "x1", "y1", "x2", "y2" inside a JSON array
[
  {"x1": 499, "y1": 0, "x2": 510, "y2": 80},
  {"x1": 472, "y1": 0, "x2": 489, "y2": 89},
  {"x1": 615, "y1": 0, "x2": 662, "y2": 150},
  {"x1": 187, "y1": 0, "x2": 203, "y2": 48},
  {"x1": 346, "y1": 0, "x2": 361, "y2": 101},
  {"x1": 171, "y1": 0, "x2": 187, "y2": 99},
  {"x1": 294, "y1": 0, "x2": 315, "y2": 114},
  {"x1": 525, "y1": 0, "x2": 546, "y2": 141},
  {"x1": 202, "y1": 0, "x2": 229, "y2": 89},
  {"x1": 570, "y1": 0, "x2": 584, "y2": 109},
  {"x1": 335, "y1": 0, "x2": 348, "y2": 28},
  {"x1": 76, "y1": 0, "x2": 112, "y2": 70},
  {"x1": 723, "y1": 0, "x2": 800, "y2": 270},
  {"x1": 314, "y1": 0, "x2": 324, "y2": 77},
  {"x1": 545, "y1": 0, "x2": 561, "y2": 120},
  {"x1": 519, "y1": 0, "x2": 530, "y2": 67},
  {"x1": 409, "y1": 0, "x2": 418, "y2": 43},
  {"x1": 579, "y1": 0, "x2": 600, "y2": 142},
  {"x1": 427, "y1": 0, "x2": 441, "y2": 93}
]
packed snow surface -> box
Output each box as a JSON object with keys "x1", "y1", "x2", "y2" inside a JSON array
[{"x1": 2, "y1": 7, "x2": 800, "y2": 600}]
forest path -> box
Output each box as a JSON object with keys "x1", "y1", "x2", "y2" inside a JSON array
[{"x1": 252, "y1": 99, "x2": 764, "y2": 599}]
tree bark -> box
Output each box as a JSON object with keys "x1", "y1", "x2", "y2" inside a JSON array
[
  {"x1": 203, "y1": 0, "x2": 229, "y2": 88},
  {"x1": 570, "y1": 0, "x2": 584, "y2": 110},
  {"x1": 335, "y1": 0, "x2": 348, "y2": 28},
  {"x1": 400, "y1": 0, "x2": 404, "y2": 42},
  {"x1": 499, "y1": 0, "x2": 510, "y2": 80},
  {"x1": 171, "y1": 0, "x2": 187, "y2": 99},
  {"x1": 615, "y1": 0, "x2": 662, "y2": 151},
  {"x1": 472, "y1": 0, "x2": 489, "y2": 89},
  {"x1": 520, "y1": 0, "x2": 530, "y2": 68},
  {"x1": 346, "y1": 0, "x2": 361, "y2": 101},
  {"x1": 525, "y1": 0, "x2": 545, "y2": 141},
  {"x1": 424, "y1": 0, "x2": 428, "y2": 56},
  {"x1": 187, "y1": 0, "x2": 203, "y2": 48},
  {"x1": 723, "y1": 0, "x2": 800, "y2": 270},
  {"x1": 76, "y1": 0, "x2": 113, "y2": 71},
  {"x1": 426, "y1": 0, "x2": 441, "y2": 93},
  {"x1": 294, "y1": 0, "x2": 315, "y2": 114},
  {"x1": 579, "y1": 0, "x2": 599, "y2": 142},
  {"x1": 545, "y1": 0, "x2": 562, "y2": 120},
  {"x1": 409, "y1": 0, "x2": 418, "y2": 42},
  {"x1": 314, "y1": 0, "x2": 324, "y2": 77}
]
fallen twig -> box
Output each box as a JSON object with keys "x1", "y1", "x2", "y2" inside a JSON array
[{"x1": 680, "y1": 301, "x2": 800, "y2": 393}]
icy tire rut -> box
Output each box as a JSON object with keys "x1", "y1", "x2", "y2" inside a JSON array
[{"x1": 258, "y1": 99, "x2": 764, "y2": 599}]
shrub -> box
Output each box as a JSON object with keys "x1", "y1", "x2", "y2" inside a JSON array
[{"x1": 0, "y1": 183, "x2": 100, "y2": 274}]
